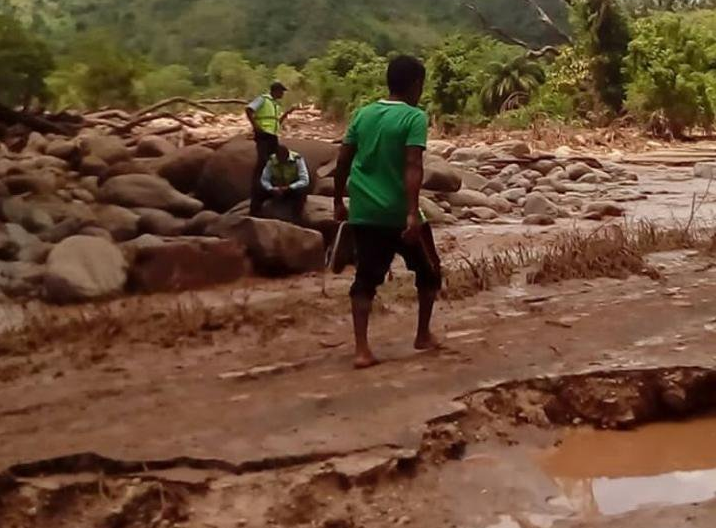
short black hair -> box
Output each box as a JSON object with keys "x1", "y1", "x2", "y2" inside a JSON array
[{"x1": 387, "y1": 55, "x2": 426, "y2": 95}]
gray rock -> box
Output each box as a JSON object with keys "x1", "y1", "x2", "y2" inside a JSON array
[
  {"x1": 38, "y1": 217, "x2": 89, "y2": 244},
  {"x1": 577, "y1": 173, "x2": 598, "y2": 184},
  {"x1": 79, "y1": 155, "x2": 109, "y2": 177},
  {"x1": 448, "y1": 146, "x2": 495, "y2": 164},
  {"x1": 523, "y1": 192, "x2": 559, "y2": 217},
  {"x1": 487, "y1": 195, "x2": 513, "y2": 214},
  {"x1": 0, "y1": 261, "x2": 45, "y2": 297},
  {"x1": 506, "y1": 174, "x2": 532, "y2": 190},
  {"x1": 530, "y1": 159, "x2": 559, "y2": 175},
  {"x1": 78, "y1": 226, "x2": 114, "y2": 241},
  {"x1": 93, "y1": 204, "x2": 140, "y2": 241},
  {"x1": 17, "y1": 155, "x2": 68, "y2": 172},
  {"x1": 5, "y1": 172, "x2": 57, "y2": 195},
  {"x1": 136, "y1": 135, "x2": 177, "y2": 158},
  {"x1": 80, "y1": 134, "x2": 131, "y2": 165},
  {"x1": 467, "y1": 207, "x2": 499, "y2": 220},
  {"x1": 498, "y1": 163, "x2": 522, "y2": 180},
  {"x1": 46, "y1": 139, "x2": 79, "y2": 160},
  {"x1": 71, "y1": 188, "x2": 96, "y2": 203},
  {"x1": 443, "y1": 189, "x2": 490, "y2": 208},
  {"x1": 419, "y1": 196, "x2": 447, "y2": 223},
  {"x1": 426, "y1": 140, "x2": 457, "y2": 159},
  {"x1": 501, "y1": 188, "x2": 527, "y2": 203},
  {"x1": 99, "y1": 174, "x2": 204, "y2": 216},
  {"x1": 423, "y1": 158, "x2": 463, "y2": 192},
  {"x1": 493, "y1": 140, "x2": 530, "y2": 158},
  {"x1": 207, "y1": 215, "x2": 324, "y2": 276},
  {"x1": 566, "y1": 162, "x2": 593, "y2": 181},
  {"x1": 184, "y1": 210, "x2": 221, "y2": 236},
  {"x1": 523, "y1": 214, "x2": 556, "y2": 226},
  {"x1": 584, "y1": 201, "x2": 624, "y2": 217},
  {"x1": 136, "y1": 208, "x2": 188, "y2": 236},
  {"x1": 461, "y1": 172, "x2": 489, "y2": 191},
  {"x1": 1, "y1": 197, "x2": 54, "y2": 233},
  {"x1": 1, "y1": 223, "x2": 50, "y2": 263},
  {"x1": 44, "y1": 235, "x2": 127, "y2": 303},
  {"x1": 157, "y1": 145, "x2": 214, "y2": 193},
  {"x1": 547, "y1": 167, "x2": 568, "y2": 180}
]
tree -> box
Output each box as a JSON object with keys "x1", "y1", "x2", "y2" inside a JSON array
[
  {"x1": 570, "y1": 0, "x2": 631, "y2": 113},
  {"x1": 0, "y1": 13, "x2": 54, "y2": 108},
  {"x1": 480, "y1": 55, "x2": 546, "y2": 114},
  {"x1": 206, "y1": 51, "x2": 267, "y2": 98},
  {"x1": 135, "y1": 65, "x2": 197, "y2": 105},
  {"x1": 47, "y1": 33, "x2": 143, "y2": 110},
  {"x1": 624, "y1": 13, "x2": 716, "y2": 137}
]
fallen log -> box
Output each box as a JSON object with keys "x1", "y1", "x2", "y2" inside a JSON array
[{"x1": 0, "y1": 103, "x2": 75, "y2": 136}]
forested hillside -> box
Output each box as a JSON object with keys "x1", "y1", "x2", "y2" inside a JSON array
[{"x1": 6, "y1": 0, "x2": 569, "y2": 65}]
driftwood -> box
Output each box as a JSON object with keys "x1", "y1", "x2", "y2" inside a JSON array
[
  {"x1": 131, "y1": 97, "x2": 248, "y2": 120},
  {"x1": 0, "y1": 103, "x2": 76, "y2": 136}
]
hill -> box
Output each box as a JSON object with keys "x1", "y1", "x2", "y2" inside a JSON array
[{"x1": 7, "y1": 0, "x2": 570, "y2": 65}]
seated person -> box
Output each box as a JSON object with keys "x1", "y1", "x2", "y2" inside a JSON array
[{"x1": 258, "y1": 145, "x2": 310, "y2": 220}]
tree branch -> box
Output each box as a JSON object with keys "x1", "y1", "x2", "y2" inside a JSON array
[
  {"x1": 462, "y1": 1, "x2": 563, "y2": 56},
  {"x1": 113, "y1": 112, "x2": 199, "y2": 135},
  {"x1": 132, "y1": 97, "x2": 218, "y2": 119},
  {"x1": 521, "y1": 0, "x2": 573, "y2": 44}
]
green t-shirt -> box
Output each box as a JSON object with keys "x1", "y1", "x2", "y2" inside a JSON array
[{"x1": 344, "y1": 100, "x2": 428, "y2": 228}]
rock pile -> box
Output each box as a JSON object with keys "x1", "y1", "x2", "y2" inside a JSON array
[{"x1": 0, "y1": 129, "x2": 643, "y2": 303}]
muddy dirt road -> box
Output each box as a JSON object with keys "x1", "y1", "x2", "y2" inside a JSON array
[{"x1": 2, "y1": 164, "x2": 716, "y2": 528}]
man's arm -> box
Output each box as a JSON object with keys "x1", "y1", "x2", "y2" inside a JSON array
[
  {"x1": 334, "y1": 144, "x2": 356, "y2": 221},
  {"x1": 289, "y1": 158, "x2": 310, "y2": 190},
  {"x1": 260, "y1": 162, "x2": 275, "y2": 192},
  {"x1": 403, "y1": 146, "x2": 424, "y2": 241},
  {"x1": 280, "y1": 105, "x2": 297, "y2": 124},
  {"x1": 245, "y1": 96, "x2": 263, "y2": 134}
]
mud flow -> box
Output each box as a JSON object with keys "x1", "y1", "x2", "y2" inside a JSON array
[{"x1": 540, "y1": 416, "x2": 716, "y2": 516}]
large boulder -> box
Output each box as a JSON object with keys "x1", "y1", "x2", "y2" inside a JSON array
[
  {"x1": 300, "y1": 195, "x2": 339, "y2": 243},
  {"x1": 105, "y1": 159, "x2": 158, "y2": 180},
  {"x1": 694, "y1": 162, "x2": 716, "y2": 180},
  {"x1": 184, "y1": 210, "x2": 221, "y2": 236},
  {"x1": 38, "y1": 217, "x2": 90, "y2": 245},
  {"x1": 99, "y1": 174, "x2": 203, "y2": 216},
  {"x1": 423, "y1": 158, "x2": 463, "y2": 192},
  {"x1": 157, "y1": 145, "x2": 214, "y2": 193},
  {"x1": 80, "y1": 134, "x2": 131, "y2": 165},
  {"x1": 461, "y1": 172, "x2": 489, "y2": 192},
  {"x1": 44, "y1": 236, "x2": 128, "y2": 303},
  {"x1": 136, "y1": 135, "x2": 177, "y2": 158},
  {"x1": 23, "y1": 132, "x2": 48, "y2": 154},
  {"x1": 207, "y1": 215, "x2": 324, "y2": 276},
  {"x1": 448, "y1": 146, "x2": 495, "y2": 164},
  {"x1": 442, "y1": 189, "x2": 491, "y2": 208},
  {"x1": 566, "y1": 162, "x2": 593, "y2": 181},
  {"x1": 79, "y1": 155, "x2": 109, "y2": 178},
  {"x1": 419, "y1": 195, "x2": 448, "y2": 223},
  {"x1": 487, "y1": 195, "x2": 513, "y2": 214},
  {"x1": 198, "y1": 137, "x2": 339, "y2": 212},
  {"x1": 426, "y1": 140, "x2": 457, "y2": 159},
  {"x1": 523, "y1": 214, "x2": 556, "y2": 226},
  {"x1": 584, "y1": 201, "x2": 625, "y2": 218},
  {"x1": 493, "y1": 140, "x2": 530, "y2": 158},
  {"x1": 523, "y1": 192, "x2": 559, "y2": 217},
  {"x1": 46, "y1": 138, "x2": 80, "y2": 161},
  {"x1": 136, "y1": 208, "x2": 188, "y2": 236},
  {"x1": 128, "y1": 238, "x2": 248, "y2": 293},
  {"x1": 93, "y1": 204, "x2": 140, "y2": 241},
  {"x1": 1, "y1": 197, "x2": 54, "y2": 233},
  {"x1": 4, "y1": 172, "x2": 57, "y2": 195}
]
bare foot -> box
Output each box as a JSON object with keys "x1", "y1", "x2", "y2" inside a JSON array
[
  {"x1": 354, "y1": 350, "x2": 380, "y2": 369},
  {"x1": 414, "y1": 332, "x2": 443, "y2": 351}
]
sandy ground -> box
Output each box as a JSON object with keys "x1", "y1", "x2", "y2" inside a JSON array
[{"x1": 2, "y1": 160, "x2": 716, "y2": 527}]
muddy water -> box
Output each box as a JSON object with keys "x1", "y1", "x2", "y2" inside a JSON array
[{"x1": 540, "y1": 416, "x2": 716, "y2": 516}]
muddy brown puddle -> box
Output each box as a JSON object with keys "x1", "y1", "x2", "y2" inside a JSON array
[{"x1": 539, "y1": 416, "x2": 716, "y2": 516}]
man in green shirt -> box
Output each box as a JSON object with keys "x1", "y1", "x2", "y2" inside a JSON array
[{"x1": 334, "y1": 55, "x2": 442, "y2": 369}]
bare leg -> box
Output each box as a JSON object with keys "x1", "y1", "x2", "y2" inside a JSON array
[
  {"x1": 414, "y1": 288, "x2": 440, "y2": 350},
  {"x1": 351, "y1": 295, "x2": 379, "y2": 368}
]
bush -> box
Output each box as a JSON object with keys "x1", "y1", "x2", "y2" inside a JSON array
[
  {"x1": 135, "y1": 65, "x2": 197, "y2": 104},
  {"x1": 47, "y1": 33, "x2": 143, "y2": 110},
  {"x1": 206, "y1": 51, "x2": 269, "y2": 98},
  {"x1": 624, "y1": 13, "x2": 716, "y2": 137},
  {"x1": 0, "y1": 14, "x2": 54, "y2": 108}
]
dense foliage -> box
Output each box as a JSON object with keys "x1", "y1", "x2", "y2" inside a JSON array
[{"x1": 4, "y1": 1, "x2": 716, "y2": 137}]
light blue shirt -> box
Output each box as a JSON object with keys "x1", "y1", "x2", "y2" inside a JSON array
[{"x1": 260, "y1": 155, "x2": 310, "y2": 191}]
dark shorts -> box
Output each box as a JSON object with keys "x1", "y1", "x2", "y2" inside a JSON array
[{"x1": 350, "y1": 223, "x2": 442, "y2": 299}]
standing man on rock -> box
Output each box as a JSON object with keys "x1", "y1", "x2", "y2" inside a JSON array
[
  {"x1": 334, "y1": 55, "x2": 442, "y2": 369},
  {"x1": 246, "y1": 81, "x2": 295, "y2": 216}
]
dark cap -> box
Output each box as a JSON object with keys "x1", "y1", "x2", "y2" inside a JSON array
[{"x1": 270, "y1": 81, "x2": 288, "y2": 92}]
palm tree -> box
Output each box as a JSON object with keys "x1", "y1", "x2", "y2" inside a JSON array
[{"x1": 480, "y1": 56, "x2": 546, "y2": 115}]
